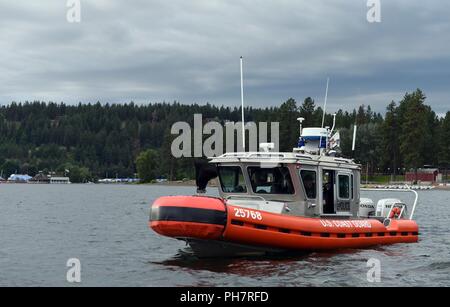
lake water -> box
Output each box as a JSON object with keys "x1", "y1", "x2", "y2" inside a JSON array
[{"x1": 0, "y1": 184, "x2": 449, "y2": 286}]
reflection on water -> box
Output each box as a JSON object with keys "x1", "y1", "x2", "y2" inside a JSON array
[
  {"x1": 155, "y1": 248, "x2": 314, "y2": 275},
  {"x1": 157, "y1": 251, "x2": 371, "y2": 287},
  {"x1": 0, "y1": 184, "x2": 449, "y2": 286}
]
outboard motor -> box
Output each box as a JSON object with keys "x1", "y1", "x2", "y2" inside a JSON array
[
  {"x1": 375, "y1": 198, "x2": 404, "y2": 218},
  {"x1": 358, "y1": 198, "x2": 375, "y2": 218}
]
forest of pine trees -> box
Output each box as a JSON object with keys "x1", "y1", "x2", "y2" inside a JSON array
[{"x1": 0, "y1": 89, "x2": 449, "y2": 183}]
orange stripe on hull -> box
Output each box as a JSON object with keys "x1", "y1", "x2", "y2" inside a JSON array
[
  {"x1": 150, "y1": 221, "x2": 224, "y2": 240},
  {"x1": 222, "y1": 205, "x2": 418, "y2": 250},
  {"x1": 223, "y1": 223, "x2": 418, "y2": 250}
]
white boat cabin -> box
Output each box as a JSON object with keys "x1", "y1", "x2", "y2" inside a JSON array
[
  {"x1": 209, "y1": 152, "x2": 361, "y2": 218},
  {"x1": 196, "y1": 121, "x2": 414, "y2": 221}
]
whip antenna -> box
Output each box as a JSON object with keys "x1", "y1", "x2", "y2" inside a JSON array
[
  {"x1": 321, "y1": 77, "x2": 330, "y2": 128},
  {"x1": 352, "y1": 124, "x2": 357, "y2": 152},
  {"x1": 240, "y1": 56, "x2": 245, "y2": 151}
]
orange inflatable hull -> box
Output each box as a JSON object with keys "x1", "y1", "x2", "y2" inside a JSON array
[
  {"x1": 150, "y1": 196, "x2": 226, "y2": 240},
  {"x1": 150, "y1": 196, "x2": 419, "y2": 253}
]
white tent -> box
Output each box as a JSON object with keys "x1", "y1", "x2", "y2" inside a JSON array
[{"x1": 7, "y1": 174, "x2": 32, "y2": 182}]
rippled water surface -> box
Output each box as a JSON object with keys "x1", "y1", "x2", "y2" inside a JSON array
[{"x1": 1, "y1": 184, "x2": 449, "y2": 286}]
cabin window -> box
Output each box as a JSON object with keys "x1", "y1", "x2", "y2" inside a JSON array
[
  {"x1": 247, "y1": 166, "x2": 294, "y2": 195},
  {"x1": 338, "y1": 174, "x2": 350, "y2": 199},
  {"x1": 300, "y1": 170, "x2": 317, "y2": 199},
  {"x1": 218, "y1": 166, "x2": 247, "y2": 193}
]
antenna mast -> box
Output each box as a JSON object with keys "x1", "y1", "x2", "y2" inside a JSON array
[
  {"x1": 352, "y1": 124, "x2": 357, "y2": 152},
  {"x1": 240, "y1": 56, "x2": 245, "y2": 151},
  {"x1": 330, "y1": 113, "x2": 337, "y2": 135},
  {"x1": 297, "y1": 117, "x2": 305, "y2": 137},
  {"x1": 321, "y1": 77, "x2": 330, "y2": 128}
]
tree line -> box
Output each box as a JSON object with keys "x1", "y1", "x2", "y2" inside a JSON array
[{"x1": 0, "y1": 88, "x2": 448, "y2": 183}]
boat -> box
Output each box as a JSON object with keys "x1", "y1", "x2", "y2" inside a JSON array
[
  {"x1": 149, "y1": 122, "x2": 419, "y2": 257},
  {"x1": 149, "y1": 61, "x2": 419, "y2": 257}
]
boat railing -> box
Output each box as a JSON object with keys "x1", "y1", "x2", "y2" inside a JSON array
[
  {"x1": 294, "y1": 154, "x2": 314, "y2": 160},
  {"x1": 332, "y1": 158, "x2": 351, "y2": 164},
  {"x1": 361, "y1": 185, "x2": 418, "y2": 220},
  {"x1": 247, "y1": 153, "x2": 286, "y2": 159},
  {"x1": 217, "y1": 152, "x2": 314, "y2": 161},
  {"x1": 225, "y1": 194, "x2": 268, "y2": 203}
]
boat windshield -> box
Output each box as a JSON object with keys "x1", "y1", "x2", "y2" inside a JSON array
[
  {"x1": 217, "y1": 166, "x2": 247, "y2": 193},
  {"x1": 248, "y1": 166, "x2": 294, "y2": 195}
]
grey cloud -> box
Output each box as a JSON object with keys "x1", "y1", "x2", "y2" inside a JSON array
[{"x1": 0, "y1": 0, "x2": 449, "y2": 114}]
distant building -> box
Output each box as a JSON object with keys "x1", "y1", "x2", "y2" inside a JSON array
[
  {"x1": 50, "y1": 176, "x2": 71, "y2": 184},
  {"x1": 8, "y1": 174, "x2": 32, "y2": 183},
  {"x1": 30, "y1": 173, "x2": 50, "y2": 184},
  {"x1": 405, "y1": 168, "x2": 440, "y2": 183}
]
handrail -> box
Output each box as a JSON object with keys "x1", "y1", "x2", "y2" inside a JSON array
[
  {"x1": 248, "y1": 153, "x2": 284, "y2": 158},
  {"x1": 294, "y1": 154, "x2": 314, "y2": 160},
  {"x1": 407, "y1": 185, "x2": 419, "y2": 220},
  {"x1": 217, "y1": 152, "x2": 314, "y2": 160},
  {"x1": 225, "y1": 195, "x2": 268, "y2": 202},
  {"x1": 333, "y1": 158, "x2": 350, "y2": 164},
  {"x1": 361, "y1": 185, "x2": 418, "y2": 220}
]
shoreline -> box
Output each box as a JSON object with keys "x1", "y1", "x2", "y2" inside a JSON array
[{"x1": 2, "y1": 180, "x2": 450, "y2": 190}]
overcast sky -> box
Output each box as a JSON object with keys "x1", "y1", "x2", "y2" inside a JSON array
[{"x1": 0, "y1": 0, "x2": 449, "y2": 114}]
